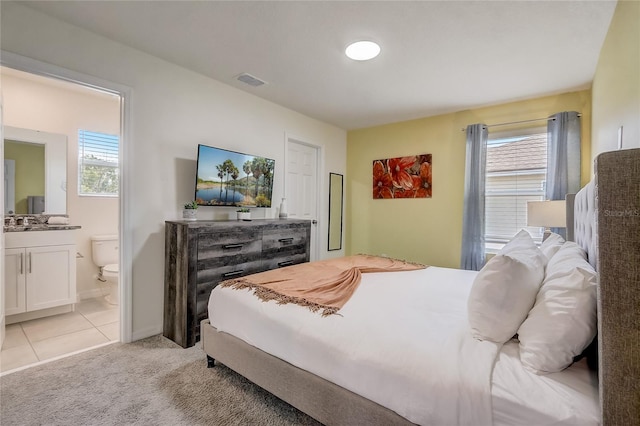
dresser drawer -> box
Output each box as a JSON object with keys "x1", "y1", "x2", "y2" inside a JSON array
[
  {"x1": 196, "y1": 261, "x2": 262, "y2": 325},
  {"x1": 193, "y1": 259, "x2": 262, "y2": 343},
  {"x1": 197, "y1": 229, "x2": 262, "y2": 266},
  {"x1": 262, "y1": 252, "x2": 309, "y2": 270},
  {"x1": 196, "y1": 259, "x2": 263, "y2": 286},
  {"x1": 262, "y1": 227, "x2": 309, "y2": 256}
]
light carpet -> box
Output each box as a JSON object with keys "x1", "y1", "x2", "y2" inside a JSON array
[{"x1": 0, "y1": 335, "x2": 321, "y2": 425}]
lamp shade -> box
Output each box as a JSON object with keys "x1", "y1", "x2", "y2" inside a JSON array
[{"x1": 527, "y1": 200, "x2": 566, "y2": 228}]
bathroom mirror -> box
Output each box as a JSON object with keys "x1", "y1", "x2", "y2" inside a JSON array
[
  {"x1": 4, "y1": 126, "x2": 67, "y2": 215},
  {"x1": 328, "y1": 173, "x2": 343, "y2": 251}
]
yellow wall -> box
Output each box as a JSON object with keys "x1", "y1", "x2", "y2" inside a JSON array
[
  {"x1": 4, "y1": 140, "x2": 45, "y2": 214},
  {"x1": 591, "y1": 0, "x2": 640, "y2": 165},
  {"x1": 347, "y1": 90, "x2": 591, "y2": 268}
]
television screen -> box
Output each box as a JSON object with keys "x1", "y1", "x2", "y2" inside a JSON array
[{"x1": 195, "y1": 144, "x2": 275, "y2": 207}]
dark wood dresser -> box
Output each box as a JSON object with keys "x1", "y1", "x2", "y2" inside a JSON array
[{"x1": 163, "y1": 219, "x2": 311, "y2": 347}]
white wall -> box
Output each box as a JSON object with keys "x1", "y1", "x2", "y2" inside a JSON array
[
  {"x1": 2, "y1": 72, "x2": 121, "y2": 300},
  {"x1": 1, "y1": 2, "x2": 347, "y2": 340},
  {"x1": 591, "y1": 0, "x2": 640, "y2": 165}
]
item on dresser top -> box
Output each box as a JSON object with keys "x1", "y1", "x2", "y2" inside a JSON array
[
  {"x1": 182, "y1": 201, "x2": 198, "y2": 221},
  {"x1": 279, "y1": 198, "x2": 288, "y2": 219},
  {"x1": 236, "y1": 208, "x2": 251, "y2": 221}
]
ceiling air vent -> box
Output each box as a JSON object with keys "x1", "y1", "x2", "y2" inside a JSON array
[{"x1": 236, "y1": 73, "x2": 266, "y2": 87}]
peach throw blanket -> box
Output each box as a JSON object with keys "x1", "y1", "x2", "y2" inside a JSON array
[{"x1": 220, "y1": 254, "x2": 427, "y2": 315}]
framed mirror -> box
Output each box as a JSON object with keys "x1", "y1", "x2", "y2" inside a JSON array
[
  {"x1": 4, "y1": 126, "x2": 67, "y2": 214},
  {"x1": 328, "y1": 173, "x2": 343, "y2": 251}
]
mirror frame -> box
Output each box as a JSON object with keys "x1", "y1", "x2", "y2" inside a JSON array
[
  {"x1": 328, "y1": 172, "x2": 343, "y2": 251},
  {"x1": 4, "y1": 126, "x2": 67, "y2": 214}
]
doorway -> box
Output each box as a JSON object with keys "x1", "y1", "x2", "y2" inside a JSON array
[
  {"x1": 0, "y1": 58, "x2": 129, "y2": 373},
  {"x1": 285, "y1": 137, "x2": 320, "y2": 261}
]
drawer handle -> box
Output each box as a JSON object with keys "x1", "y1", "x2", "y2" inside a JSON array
[
  {"x1": 223, "y1": 243, "x2": 243, "y2": 250},
  {"x1": 222, "y1": 270, "x2": 244, "y2": 278},
  {"x1": 278, "y1": 238, "x2": 294, "y2": 244},
  {"x1": 20, "y1": 253, "x2": 24, "y2": 275},
  {"x1": 278, "y1": 260, "x2": 294, "y2": 267}
]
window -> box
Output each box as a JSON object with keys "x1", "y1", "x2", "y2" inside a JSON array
[
  {"x1": 485, "y1": 130, "x2": 547, "y2": 251},
  {"x1": 78, "y1": 129, "x2": 119, "y2": 196}
]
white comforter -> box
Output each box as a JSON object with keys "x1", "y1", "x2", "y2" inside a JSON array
[{"x1": 210, "y1": 266, "x2": 502, "y2": 425}]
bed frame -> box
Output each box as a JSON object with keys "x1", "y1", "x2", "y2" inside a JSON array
[{"x1": 202, "y1": 148, "x2": 640, "y2": 425}]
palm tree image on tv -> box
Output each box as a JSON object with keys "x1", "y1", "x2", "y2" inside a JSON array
[{"x1": 195, "y1": 145, "x2": 274, "y2": 207}]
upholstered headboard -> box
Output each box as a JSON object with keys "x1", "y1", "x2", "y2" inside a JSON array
[
  {"x1": 594, "y1": 148, "x2": 640, "y2": 426},
  {"x1": 572, "y1": 148, "x2": 640, "y2": 425},
  {"x1": 570, "y1": 181, "x2": 598, "y2": 270}
]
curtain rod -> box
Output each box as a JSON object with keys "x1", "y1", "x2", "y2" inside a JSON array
[{"x1": 461, "y1": 114, "x2": 581, "y2": 132}]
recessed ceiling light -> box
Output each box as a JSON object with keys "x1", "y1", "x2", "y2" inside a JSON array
[{"x1": 345, "y1": 41, "x2": 381, "y2": 61}]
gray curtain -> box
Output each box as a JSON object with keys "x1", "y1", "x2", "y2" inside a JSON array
[
  {"x1": 546, "y1": 111, "x2": 581, "y2": 236},
  {"x1": 461, "y1": 123, "x2": 488, "y2": 271}
]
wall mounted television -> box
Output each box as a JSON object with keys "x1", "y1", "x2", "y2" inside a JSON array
[{"x1": 195, "y1": 144, "x2": 275, "y2": 208}]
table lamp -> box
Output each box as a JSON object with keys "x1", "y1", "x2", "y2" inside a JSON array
[{"x1": 526, "y1": 200, "x2": 566, "y2": 241}]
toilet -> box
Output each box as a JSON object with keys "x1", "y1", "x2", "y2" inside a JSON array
[{"x1": 90, "y1": 234, "x2": 119, "y2": 305}]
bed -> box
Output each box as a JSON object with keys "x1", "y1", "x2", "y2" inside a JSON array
[{"x1": 201, "y1": 148, "x2": 640, "y2": 425}]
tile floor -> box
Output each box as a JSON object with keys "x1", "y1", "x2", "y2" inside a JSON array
[{"x1": 0, "y1": 297, "x2": 119, "y2": 373}]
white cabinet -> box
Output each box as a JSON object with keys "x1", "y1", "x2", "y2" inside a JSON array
[
  {"x1": 4, "y1": 231, "x2": 77, "y2": 317},
  {"x1": 5, "y1": 248, "x2": 26, "y2": 315}
]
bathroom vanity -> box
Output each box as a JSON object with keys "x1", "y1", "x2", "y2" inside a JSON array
[{"x1": 4, "y1": 222, "x2": 80, "y2": 323}]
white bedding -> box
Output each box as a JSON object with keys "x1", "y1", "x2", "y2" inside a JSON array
[{"x1": 209, "y1": 266, "x2": 599, "y2": 425}]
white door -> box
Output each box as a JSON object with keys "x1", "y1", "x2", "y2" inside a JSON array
[{"x1": 286, "y1": 139, "x2": 319, "y2": 261}]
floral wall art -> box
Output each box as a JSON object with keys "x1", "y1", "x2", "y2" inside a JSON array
[{"x1": 373, "y1": 154, "x2": 432, "y2": 199}]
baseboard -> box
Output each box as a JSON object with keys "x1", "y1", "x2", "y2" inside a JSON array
[
  {"x1": 7, "y1": 305, "x2": 73, "y2": 324},
  {"x1": 78, "y1": 288, "x2": 106, "y2": 300},
  {"x1": 131, "y1": 324, "x2": 163, "y2": 342}
]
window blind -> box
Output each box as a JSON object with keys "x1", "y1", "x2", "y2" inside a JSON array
[
  {"x1": 485, "y1": 133, "x2": 547, "y2": 245},
  {"x1": 78, "y1": 129, "x2": 120, "y2": 196}
]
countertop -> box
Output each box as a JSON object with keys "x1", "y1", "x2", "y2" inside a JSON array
[{"x1": 3, "y1": 224, "x2": 82, "y2": 232}]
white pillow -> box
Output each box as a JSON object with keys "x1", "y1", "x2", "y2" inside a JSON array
[
  {"x1": 499, "y1": 229, "x2": 537, "y2": 255},
  {"x1": 539, "y1": 232, "x2": 565, "y2": 262},
  {"x1": 468, "y1": 231, "x2": 546, "y2": 343},
  {"x1": 517, "y1": 241, "x2": 597, "y2": 374}
]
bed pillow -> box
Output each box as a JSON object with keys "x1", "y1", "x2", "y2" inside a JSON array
[
  {"x1": 539, "y1": 232, "x2": 565, "y2": 262},
  {"x1": 499, "y1": 229, "x2": 537, "y2": 255},
  {"x1": 468, "y1": 231, "x2": 546, "y2": 343},
  {"x1": 517, "y1": 241, "x2": 597, "y2": 374}
]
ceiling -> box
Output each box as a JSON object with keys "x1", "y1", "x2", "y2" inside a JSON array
[{"x1": 21, "y1": 1, "x2": 617, "y2": 130}]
